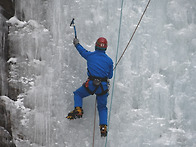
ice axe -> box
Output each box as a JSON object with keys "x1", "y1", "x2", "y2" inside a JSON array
[{"x1": 70, "y1": 18, "x2": 77, "y2": 39}]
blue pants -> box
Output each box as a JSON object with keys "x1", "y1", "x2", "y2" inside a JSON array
[{"x1": 73, "y1": 80, "x2": 108, "y2": 125}]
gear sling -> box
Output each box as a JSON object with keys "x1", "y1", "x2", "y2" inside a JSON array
[{"x1": 83, "y1": 76, "x2": 109, "y2": 96}]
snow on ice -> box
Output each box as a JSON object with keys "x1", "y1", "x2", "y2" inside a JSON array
[{"x1": 1, "y1": 0, "x2": 196, "y2": 147}]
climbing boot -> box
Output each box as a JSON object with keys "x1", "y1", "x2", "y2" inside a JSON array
[
  {"x1": 66, "y1": 107, "x2": 83, "y2": 120},
  {"x1": 100, "y1": 124, "x2": 107, "y2": 137}
]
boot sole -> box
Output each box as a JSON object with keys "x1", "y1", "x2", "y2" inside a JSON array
[
  {"x1": 66, "y1": 114, "x2": 83, "y2": 120},
  {"x1": 76, "y1": 114, "x2": 83, "y2": 118}
]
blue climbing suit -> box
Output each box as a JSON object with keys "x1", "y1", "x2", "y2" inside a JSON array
[{"x1": 74, "y1": 43, "x2": 113, "y2": 125}]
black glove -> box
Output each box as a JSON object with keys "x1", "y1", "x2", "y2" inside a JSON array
[{"x1": 73, "y1": 38, "x2": 79, "y2": 46}]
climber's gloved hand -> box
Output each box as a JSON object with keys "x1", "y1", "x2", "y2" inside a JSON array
[{"x1": 73, "y1": 38, "x2": 79, "y2": 46}]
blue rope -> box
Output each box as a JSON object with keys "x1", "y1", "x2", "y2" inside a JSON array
[{"x1": 105, "y1": 0, "x2": 124, "y2": 146}]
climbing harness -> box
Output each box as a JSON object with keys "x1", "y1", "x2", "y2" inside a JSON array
[
  {"x1": 84, "y1": 69, "x2": 109, "y2": 96},
  {"x1": 83, "y1": 76, "x2": 109, "y2": 96}
]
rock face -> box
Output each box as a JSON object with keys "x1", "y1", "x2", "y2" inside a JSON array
[
  {"x1": 0, "y1": 0, "x2": 16, "y2": 147},
  {"x1": 0, "y1": 0, "x2": 15, "y2": 19},
  {"x1": 0, "y1": 0, "x2": 20, "y2": 100},
  {"x1": 0, "y1": 99, "x2": 16, "y2": 147}
]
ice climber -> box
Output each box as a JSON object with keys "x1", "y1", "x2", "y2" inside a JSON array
[{"x1": 66, "y1": 37, "x2": 113, "y2": 137}]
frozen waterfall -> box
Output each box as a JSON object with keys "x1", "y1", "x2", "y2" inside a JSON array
[{"x1": 0, "y1": 0, "x2": 196, "y2": 147}]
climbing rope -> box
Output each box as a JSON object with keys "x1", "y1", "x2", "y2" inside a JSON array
[
  {"x1": 91, "y1": 0, "x2": 151, "y2": 146},
  {"x1": 92, "y1": 100, "x2": 97, "y2": 147},
  {"x1": 105, "y1": 0, "x2": 151, "y2": 146},
  {"x1": 113, "y1": 0, "x2": 151, "y2": 70},
  {"x1": 105, "y1": 0, "x2": 124, "y2": 146}
]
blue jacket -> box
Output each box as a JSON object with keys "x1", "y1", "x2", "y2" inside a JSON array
[{"x1": 75, "y1": 44, "x2": 113, "y2": 79}]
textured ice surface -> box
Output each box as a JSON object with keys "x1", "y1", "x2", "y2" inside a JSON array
[{"x1": 3, "y1": 0, "x2": 196, "y2": 147}]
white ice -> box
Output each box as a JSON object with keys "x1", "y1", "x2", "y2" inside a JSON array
[{"x1": 1, "y1": 0, "x2": 196, "y2": 147}]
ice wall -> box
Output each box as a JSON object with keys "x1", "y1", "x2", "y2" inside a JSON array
[
  {"x1": 111, "y1": 0, "x2": 196, "y2": 146},
  {"x1": 5, "y1": 0, "x2": 196, "y2": 147}
]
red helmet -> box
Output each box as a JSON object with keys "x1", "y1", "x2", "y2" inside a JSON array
[{"x1": 95, "y1": 37, "x2": 108, "y2": 50}]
